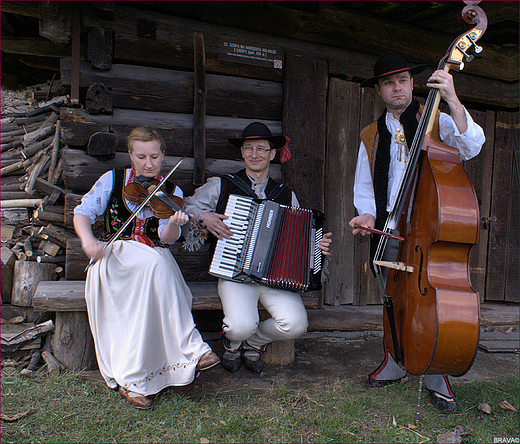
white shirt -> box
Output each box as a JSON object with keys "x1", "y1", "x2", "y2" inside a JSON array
[
  {"x1": 353, "y1": 107, "x2": 485, "y2": 218},
  {"x1": 74, "y1": 169, "x2": 183, "y2": 243}
]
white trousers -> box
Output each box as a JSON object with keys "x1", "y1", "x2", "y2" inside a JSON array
[{"x1": 218, "y1": 279, "x2": 308, "y2": 351}]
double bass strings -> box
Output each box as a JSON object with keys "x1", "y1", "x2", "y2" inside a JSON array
[{"x1": 374, "y1": 56, "x2": 447, "y2": 276}]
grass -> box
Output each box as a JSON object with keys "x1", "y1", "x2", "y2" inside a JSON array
[{"x1": 1, "y1": 362, "x2": 518, "y2": 444}]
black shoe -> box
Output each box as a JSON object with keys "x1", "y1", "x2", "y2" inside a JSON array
[
  {"x1": 242, "y1": 349, "x2": 263, "y2": 374},
  {"x1": 361, "y1": 376, "x2": 402, "y2": 388},
  {"x1": 221, "y1": 350, "x2": 242, "y2": 373},
  {"x1": 429, "y1": 390, "x2": 457, "y2": 414}
]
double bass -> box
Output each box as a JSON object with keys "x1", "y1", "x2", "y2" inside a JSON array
[{"x1": 374, "y1": 1, "x2": 487, "y2": 377}]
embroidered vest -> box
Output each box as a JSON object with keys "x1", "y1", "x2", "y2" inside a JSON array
[
  {"x1": 360, "y1": 103, "x2": 440, "y2": 178},
  {"x1": 359, "y1": 105, "x2": 441, "y2": 178},
  {"x1": 100, "y1": 169, "x2": 175, "y2": 246}
]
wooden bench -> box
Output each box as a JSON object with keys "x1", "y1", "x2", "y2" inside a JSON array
[{"x1": 33, "y1": 280, "x2": 319, "y2": 370}]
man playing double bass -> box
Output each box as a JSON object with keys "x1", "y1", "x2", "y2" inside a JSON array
[{"x1": 349, "y1": 54, "x2": 485, "y2": 414}]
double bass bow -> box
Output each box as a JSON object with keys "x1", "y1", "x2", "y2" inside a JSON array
[{"x1": 374, "y1": 1, "x2": 487, "y2": 377}]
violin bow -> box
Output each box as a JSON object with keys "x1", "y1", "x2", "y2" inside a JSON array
[{"x1": 84, "y1": 157, "x2": 185, "y2": 272}]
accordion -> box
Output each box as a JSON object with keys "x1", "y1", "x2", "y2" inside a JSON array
[{"x1": 209, "y1": 194, "x2": 324, "y2": 291}]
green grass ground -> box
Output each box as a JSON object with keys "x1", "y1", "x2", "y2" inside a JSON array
[{"x1": 1, "y1": 363, "x2": 518, "y2": 444}]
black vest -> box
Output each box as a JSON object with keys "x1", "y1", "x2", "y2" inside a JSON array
[{"x1": 100, "y1": 169, "x2": 175, "y2": 246}]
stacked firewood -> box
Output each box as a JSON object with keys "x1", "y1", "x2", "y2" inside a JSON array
[{"x1": 1, "y1": 89, "x2": 79, "y2": 311}]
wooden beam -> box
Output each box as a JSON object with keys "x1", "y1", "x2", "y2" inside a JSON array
[
  {"x1": 0, "y1": 37, "x2": 71, "y2": 57},
  {"x1": 86, "y1": 27, "x2": 113, "y2": 71},
  {"x1": 60, "y1": 59, "x2": 283, "y2": 119},
  {"x1": 146, "y1": 1, "x2": 517, "y2": 83},
  {"x1": 39, "y1": 1, "x2": 72, "y2": 45},
  {"x1": 59, "y1": 107, "x2": 282, "y2": 159},
  {"x1": 32, "y1": 280, "x2": 319, "y2": 312},
  {"x1": 70, "y1": 5, "x2": 81, "y2": 105},
  {"x1": 323, "y1": 79, "x2": 361, "y2": 306},
  {"x1": 1, "y1": 1, "x2": 40, "y2": 18},
  {"x1": 192, "y1": 32, "x2": 207, "y2": 186}
]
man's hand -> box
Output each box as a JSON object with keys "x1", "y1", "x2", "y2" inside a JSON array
[
  {"x1": 349, "y1": 213, "x2": 376, "y2": 236},
  {"x1": 427, "y1": 69, "x2": 459, "y2": 104},
  {"x1": 200, "y1": 211, "x2": 233, "y2": 239},
  {"x1": 426, "y1": 69, "x2": 467, "y2": 133},
  {"x1": 318, "y1": 232, "x2": 332, "y2": 256}
]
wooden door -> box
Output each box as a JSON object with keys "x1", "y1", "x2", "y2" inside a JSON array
[{"x1": 485, "y1": 111, "x2": 519, "y2": 302}]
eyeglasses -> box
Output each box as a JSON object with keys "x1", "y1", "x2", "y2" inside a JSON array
[{"x1": 242, "y1": 145, "x2": 271, "y2": 154}]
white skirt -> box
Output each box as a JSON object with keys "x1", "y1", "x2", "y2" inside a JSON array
[{"x1": 85, "y1": 240, "x2": 211, "y2": 395}]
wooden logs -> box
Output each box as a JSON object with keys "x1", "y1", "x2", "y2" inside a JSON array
[
  {"x1": 263, "y1": 340, "x2": 295, "y2": 365},
  {"x1": 64, "y1": 193, "x2": 83, "y2": 227},
  {"x1": 1, "y1": 320, "x2": 55, "y2": 355},
  {"x1": 1, "y1": 199, "x2": 44, "y2": 209},
  {"x1": 65, "y1": 238, "x2": 88, "y2": 280},
  {"x1": 51, "y1": 311, "x2": 97, "y2": 371},
  {"x1": 86, "y1": 84, "x2": 113, "y2": 115},
  {"x1": 32, "y1": 209, "x2": 64, "y2": 224},
  {"x1": 20, "y1": 350, "x2": 42, "y2": 376},
  {"x1": 38, "y1": 223, "x2": 77, "y2": 245},
  {"x1": 47, "y1": 120, "x2": 61, "y2": 181},
  {"x1": 259, "y1": 310, "x2": 296, "y2": 364},
  {"x1": 86, "y1": 27, "x2": 113, "y2": 71},
  {"x1": 87, "y1": 131, "x2": 117, "y2": 157},
  {"x1": 1, "y1": 247, "x2": 16, "y2": 303},
  {"x1": 11, "y1": 261, "x2": 58, "y2": 307}
]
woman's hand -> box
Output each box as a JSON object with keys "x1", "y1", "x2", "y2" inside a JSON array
[
  {"x1": 81, "y1": 237, "x2": 105, "y2": 262},
  {"x1": 160, "y1": 210, "x2": 189, "y2": 244},
  {"x1": 168, "y1": 210, "x2": 189, "y2": 227},
  {"x1": 74, "y1": 214, "x2": 105, "y2": 262}
]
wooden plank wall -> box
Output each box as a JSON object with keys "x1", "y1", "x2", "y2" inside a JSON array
[
  {"x1": 464, "y1": 110, "x2": 496, "y2": 302},
  {"x1": 324, "y1": 79, "x2": 360, "y2": 306},
  {"x1": 486, "y1": 111, "x2": 519, "y2": 302},
  {"x1": 54, "y1": 2, "x2": 518, "y2": 305},
  {"x1": 282, "y1": 55, "x2": 328, "y2": 212}
]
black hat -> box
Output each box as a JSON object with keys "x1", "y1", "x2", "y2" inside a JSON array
[
  {"x1": 228, "y1": 122, "x2": 287, "y2": 149},
  {"x1": 360, "y1": 54, "x2": 427, "y2": 88}
]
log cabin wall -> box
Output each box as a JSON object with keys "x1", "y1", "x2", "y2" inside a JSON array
[{"x1": 2, "y1": 1, "x2": 518, "y2": 306}]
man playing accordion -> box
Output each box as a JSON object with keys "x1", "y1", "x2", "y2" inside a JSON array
[{"x1": 185, "y1": 122, "x2": 332, "y2": 374}]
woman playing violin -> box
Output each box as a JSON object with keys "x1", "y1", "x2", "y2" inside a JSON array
[{"x1": 73, "y1": 126, "x2": 219, "y2": 409}]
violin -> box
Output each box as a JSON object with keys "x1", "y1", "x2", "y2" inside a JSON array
[{"x1": 123, "y1": 177, "x2": 208, "y2": 242}]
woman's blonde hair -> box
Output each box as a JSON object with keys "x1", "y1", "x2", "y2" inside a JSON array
[{"x1": 127, "y1": 127, "x2": 166, "y2": 153}]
